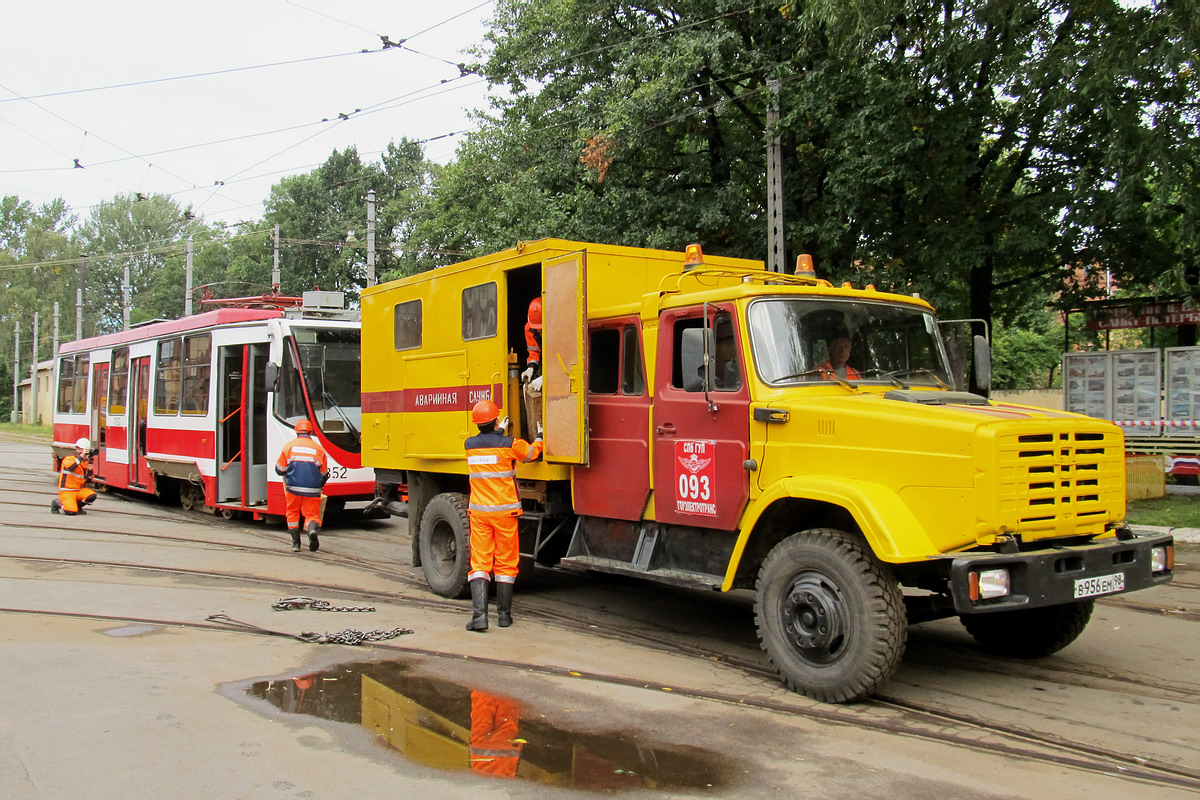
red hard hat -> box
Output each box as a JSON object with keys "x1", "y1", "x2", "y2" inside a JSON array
[
  {"x1": 295, "y1": 419, "x2": 314, "y2": 433},
  {"x1": 528, "y1": 297, "x2": 542, "y2": 329},
  {"x1": 471, "y1": 399, "x2": 500, "y2": 425}
]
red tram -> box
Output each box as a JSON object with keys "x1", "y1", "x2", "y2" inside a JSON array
[{"x1": 50, "y1": 293, "x2": 372, "y2": 518}]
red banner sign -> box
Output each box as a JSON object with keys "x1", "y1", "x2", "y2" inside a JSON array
[{"x1": 674, "y1": 439, "x2": 717, "y2": 517}]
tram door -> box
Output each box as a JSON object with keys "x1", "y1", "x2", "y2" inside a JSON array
[
  {"x1": 216, "y1": 347, "x2": 244, "y2": 505},
  {"x1": 216, "y1": 344, "x2": 269, "y2": 508},
  {"x1": 90, "y1": 363, "x2": 112, "y2": 483},
  {"x1": 245, "y1": 343, "x2": 269, "y2": 507},
  {"x1": 127, "y1": 357, "x2": 152, "y2": 488}
]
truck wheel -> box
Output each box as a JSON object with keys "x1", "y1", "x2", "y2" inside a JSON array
[
  {"x1": 755, "y1": 529, "x2": 907, "y2": 703},
  {"x1": 418, "y1": 492, "x2": 471, "y2": 599},
  {"x1": 960, "y1": 600, "x2": 1094, "y2": 659}
]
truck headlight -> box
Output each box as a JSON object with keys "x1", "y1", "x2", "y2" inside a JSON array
[
  {"x1": 969, "y1": 568, "x2": 1011, "y2": 602},
  {"x1": 1151, "y1": 545, "x2": 1174, "y2": 574}
]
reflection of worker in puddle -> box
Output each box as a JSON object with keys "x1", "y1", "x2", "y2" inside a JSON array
[
  {"x1": 469, "y1": 690, "x2": 524, "y2": 778},
  {"x1": 285, "y1": 674, "x2": 316, "y2": 713}
]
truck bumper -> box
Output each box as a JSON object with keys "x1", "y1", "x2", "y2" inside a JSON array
[{"x1": 946, "y1": 532, "x2": 1174, "y2": 615}]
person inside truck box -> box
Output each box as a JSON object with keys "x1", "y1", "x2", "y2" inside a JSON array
[
  {"x1": 520, "y1": 297, "x2": 543, "y2": 439},
  {"x1": 818, "y1": 332, "x2": 862, "y2": 381}
]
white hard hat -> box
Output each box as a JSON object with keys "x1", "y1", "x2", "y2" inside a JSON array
[{"x1": 75, "y1": 437, "x2": 91, "y2": 449}]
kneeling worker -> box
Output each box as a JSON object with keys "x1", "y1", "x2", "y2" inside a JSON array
[
  {"x1": 275, "y1": 419, "x2": 329, "y2": 552},
  {"x1": 52, "y1": 437, "x2": 98, "y2": 515},
  {"x1": 465, "y1": 399, "x2": 543, "y2": 631}
]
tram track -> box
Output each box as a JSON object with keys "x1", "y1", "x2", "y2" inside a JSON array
[{"x1": 1, "y1": 598, "x2": 1198, "y2": 793}]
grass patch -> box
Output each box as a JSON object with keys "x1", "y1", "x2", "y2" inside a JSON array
[
  {"x1": 0, "y1": 422, "x2": 53, "y2": 441},
  {"x1": 1127, "y1": 494, "x2": 1200, "y2": 529}
]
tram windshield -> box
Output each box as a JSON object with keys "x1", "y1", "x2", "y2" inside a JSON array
[
  {"x1": 747, "y1": 298, "x2": 953, "y2": 388},
  {"x1": 277, "y1": 327, "x2": 362, "y2": 452}
]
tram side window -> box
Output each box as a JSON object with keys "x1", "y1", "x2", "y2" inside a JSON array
[
  {"x1": 462, "y1": 282, "x2": 497, "y2": 341},
  {"x1": 109, "y1": 348, "x2": 129, "y2": 414},
  {"x1": 274, "y1": 341, "x2": 308, "y2": 423},
  {"x1": 181, "y1": 334, "x2": 211, "y2": 414},
  {"x1": 155, "y1": 338, "x2": 182, "y2": 414},
  {"x1": 56, "y1": 354, "x2": 89, "y2": 414},
  {"x1": 394, "y1": 299, "x2": 421, "y2": 350}
]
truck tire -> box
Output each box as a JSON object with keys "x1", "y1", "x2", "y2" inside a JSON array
[
  {"x1": 960, "y1": 600, "x2": 1094, "y2": 659},
  {"x1": 755, "y1": 529, "x2": 907, "y2": 703},
  {"x1": 418, "y1": 492, "x2": 471, "y2": 599}
]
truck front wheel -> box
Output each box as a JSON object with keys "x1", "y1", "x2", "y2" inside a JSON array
[
  {"x1": 960, "y1": 600, "x2": 1094, "y2": 659},
  {"x1": 417, "y1": 492, "x2": 471, "y2": 599},
  {"x1": 755, "y1": 529, "x2": 907, "y2": 703}
]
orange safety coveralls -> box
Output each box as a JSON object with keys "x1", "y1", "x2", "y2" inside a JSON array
[
  {"x1": 274, "y1": 434, "x2": 329, "y2": 532},
  {"x1": 818, "y1": 360, "x2": 862, "y2": 380},
  {"x1": 57, "y1": 454, "x2": 96, "y2": 514},
  {"x1": 465, "y1": 430, "x2": 543, "y2": 583},
  {"x1": 469, "y1": 690, "x2": 523, "y2": 778}
]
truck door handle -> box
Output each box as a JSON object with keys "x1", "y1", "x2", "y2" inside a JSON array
[{"x1": 656, "y1": 423, "x2": 676, "y2": 436}]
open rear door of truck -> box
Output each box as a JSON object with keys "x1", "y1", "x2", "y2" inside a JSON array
[{"x1": 542, "y1": 250, "x2": 588, "y2": 465}]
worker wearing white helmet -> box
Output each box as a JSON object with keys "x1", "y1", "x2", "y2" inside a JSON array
[{"x1": 52, "y1": 437, "x2": 98, "y2": 516}]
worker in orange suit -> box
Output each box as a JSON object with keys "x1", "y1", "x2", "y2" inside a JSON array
[
  {"x1": 464, "y1": 399, "x2": 542, "y2": 631},
  {"x1": 51, "y1": 437, "x2": 98, "y2": 515},
  {"x1": 275, "y1": 419, "x2": 329, "y2": 553},
  {"x1": 469, "y1": 690, "x2": 524, "y2": 778},
  {"x1": 520, "y1": 297, "x2": 543, "y2": 439}
]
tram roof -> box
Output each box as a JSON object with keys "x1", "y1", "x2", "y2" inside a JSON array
[{"x1": 58, "y1": 309, "x2": 283, "y2": 354}]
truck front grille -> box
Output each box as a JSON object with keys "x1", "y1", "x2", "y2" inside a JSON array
[{"x1": 995, "y1": 427, "x2": 1124, "y2": 536}]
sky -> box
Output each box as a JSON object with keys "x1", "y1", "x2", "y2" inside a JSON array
[{"x1": 0, "y1": 0, "x2": 496, "y2": 227}]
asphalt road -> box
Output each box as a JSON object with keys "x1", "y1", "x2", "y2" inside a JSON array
[{"x1": 1, "y1": 433, "x2": 1198, "y2": 799}]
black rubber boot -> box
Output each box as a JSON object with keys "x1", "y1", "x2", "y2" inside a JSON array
[
  {"x1": 290, "y1": 530, "x2": 302, "y2": 552},
  {"x1": 496, "y1": 582, "x2": 514, "y2": 628},
  {"x1": 465, "y1": 579, "x2": 489, "y2": 632},
  {"x1": 50, "y1": 499, "x2": 61, "y2": 514},
  {"x1": 306, "y1": 520, "x2": 320, "y2": 552}
]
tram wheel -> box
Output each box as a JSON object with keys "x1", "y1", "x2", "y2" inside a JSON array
[{"x1": 179, "y1": 482, "x2": 200, "y2": 511}]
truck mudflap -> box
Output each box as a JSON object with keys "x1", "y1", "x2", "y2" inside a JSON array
[{"x1": 947, "y1": 532, "x2": 1174, "y2": 615}]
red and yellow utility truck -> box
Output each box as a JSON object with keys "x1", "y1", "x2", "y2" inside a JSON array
[{"x1": 360, "y1": 239, "x2": 1174, "y2": 703}]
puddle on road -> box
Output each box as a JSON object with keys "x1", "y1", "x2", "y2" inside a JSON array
[
  {"x1": 245, "y1": 660, "x2": 730, "y2": 791},
  {"x1": 101, "y1": 624, "x2": 162, "y2": 637}
]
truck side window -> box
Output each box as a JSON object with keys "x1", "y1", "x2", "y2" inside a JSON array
[
  {"x1": 621, "y1": 325, "x2": 645, "y2": 395},
  {"x1": 394, "y1": 299, "x2": 422, "y2": 351},
  {"x1": 461, "y1": 282, "x2": 497, "y2": 341},
  {"x1": 673, "y1": 312, "x2": 740, "y2": 392},
  {"x1": 589, "y1": 328, "x2": 620, "y2": 394}
]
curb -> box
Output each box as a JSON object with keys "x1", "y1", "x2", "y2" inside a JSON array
[{"x1": 1132, "y1": 524, "x2": 1200, "y2": 544}]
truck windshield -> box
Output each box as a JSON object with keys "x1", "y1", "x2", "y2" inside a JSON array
[
  {"x1": 277, "y1": 327, "x2": 362, "y2": 452},
  {"x1": 747, "y1": 298, "x2": 953, "y2": 388}
]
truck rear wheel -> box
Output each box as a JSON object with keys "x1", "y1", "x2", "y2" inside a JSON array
[
  {"x1": 418, "y1": 492, "x2": 471, "y2": 599},
  {"x1": 755, "y1": 529, "x2": 907, "y2": 703},
  {"x1": 960, "y1": 600, "x2": 1094, "y2": 659}
]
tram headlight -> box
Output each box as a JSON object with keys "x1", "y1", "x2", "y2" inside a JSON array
[{"x1": 968, "y1": 568, "x2": 1011, "y2": 602}]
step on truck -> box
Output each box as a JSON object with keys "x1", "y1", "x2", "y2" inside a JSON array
[{"x1": 360, "y1": 239, "x2": 1175, "y2": 703}]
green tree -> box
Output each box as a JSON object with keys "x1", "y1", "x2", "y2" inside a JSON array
[{"x1": 415, "y1": 0, "x2": 1198, "y2": 340}]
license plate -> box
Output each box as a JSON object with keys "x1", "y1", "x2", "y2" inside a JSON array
[{"x1": 1073, "y1": 572, "x2": 1126, "y2": 599}]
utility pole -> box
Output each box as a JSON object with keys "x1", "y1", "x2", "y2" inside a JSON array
[
  {"x1": 53, "y1": 302, "x2": 60, "y2": 415},
  {"x1": 273, "y1": 224, "x2": 281, "y2": 289},
  {"x1": 30, "y1": 312, "x2": 39, "y2": 426},
  {"x1": 77, "y1": 256, "x2": 86, "y2": 340},
  {"x1": 11, "y1": 320, "x2": 19, "y2": 423},
  {"x1": 766, "y1": 79, "x2": 786, "y2": 274},
  {"x1": 366, "y1": 189, "x2": 376, "y2": 287},
  {"x1": 123, "y1": 258, "x2": 131, "y2": 331},
  {"x1": 185, "y1": 236, "x2": 194, "y2": 316}
]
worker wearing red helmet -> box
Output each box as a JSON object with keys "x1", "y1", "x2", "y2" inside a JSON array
[
  {"x1": 275, "y1": 419, "x2": 329, "y2": 552},
  {"x1": 464, "y1": 398, "x2": 543, "y2": 631},
  {"x1": 520, "y1": 297, "x2": 543, "y2": 438},
  {"x1": 51, "y1": 437, "x2": 98, "y2": 515}
]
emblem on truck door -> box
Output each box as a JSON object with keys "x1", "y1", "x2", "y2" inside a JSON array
[{"x1": 675, "y1": 439, "x2": 717, "y2": 517}]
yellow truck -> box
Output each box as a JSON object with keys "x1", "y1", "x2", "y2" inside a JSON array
[{"x1": 361, "y1": 239, "x2": 1174, "y2": 703}]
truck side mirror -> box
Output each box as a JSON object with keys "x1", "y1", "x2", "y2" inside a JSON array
[
  {"x1": 973, "y1": 334, "x2": 992, "y2": 393},
  {"x1": 680, "y1": 328, "x2": 713, "y2": 392},
  {"x1": 265, "y1": 362, "x2": 279, "y2": 392}
]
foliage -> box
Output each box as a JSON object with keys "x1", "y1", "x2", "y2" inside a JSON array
[{"x1": 412, "y1": 0, "x2": 1199, "y2": 337}]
